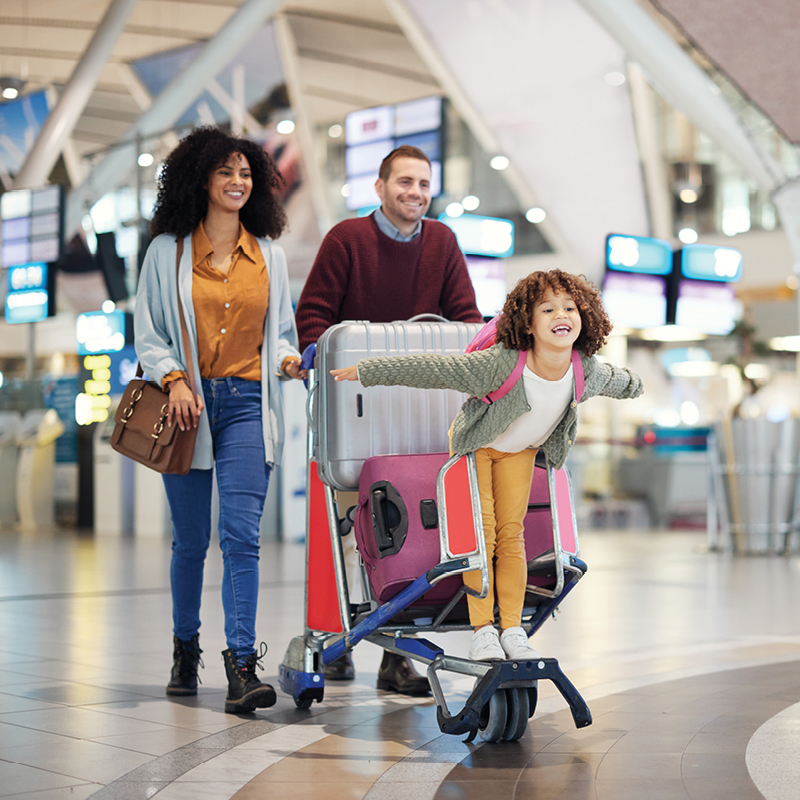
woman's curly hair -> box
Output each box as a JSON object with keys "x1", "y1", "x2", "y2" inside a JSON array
[
  {"x1": 495, "y1": 269, "x2": 612, "y2": 357},
  {"x1": 149, "y1": 126, "x2": 287, "y2": 239}
]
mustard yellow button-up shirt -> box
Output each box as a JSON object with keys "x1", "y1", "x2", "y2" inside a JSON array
[{"x1": 162, "y1": 222, "x2": 269, "y2": 387}]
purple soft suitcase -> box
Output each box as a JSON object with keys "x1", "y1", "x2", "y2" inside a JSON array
[
  {"x1": 355, "y1": 452, "x2": 461, "y2": 604},
  {"x1": 355, "y1": 452, "x2": 579, "y2": 607}
]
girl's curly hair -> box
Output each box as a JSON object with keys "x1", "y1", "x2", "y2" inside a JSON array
[
  {"x1": 495, "y1": 269, "x2": 612, "y2": 356},
  {"x1": 150, "y1": 126, "x2": 287, "y2": 239}
]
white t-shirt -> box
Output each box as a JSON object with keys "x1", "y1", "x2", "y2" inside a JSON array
[{"x1": 484, "y1": 364, "x2": 574, "y2": 453}]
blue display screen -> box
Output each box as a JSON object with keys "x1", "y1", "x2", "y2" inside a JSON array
[
  {"x1": 680, "y1": 244, "x2": 742, "y2": 282},
  {"x1": 4, "y1": 262, "x2": 49, "y2": 324},
  {"x1": 438, "y1": 213, "x2": 514, "y2": 258},
  {"x1": 605, "y1": 234, "x2": 672, "y2": 275}
]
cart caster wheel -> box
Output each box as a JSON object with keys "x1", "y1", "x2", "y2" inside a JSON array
[
  {"x1": 502, "y1": 688, "x2": 530, "y2": 741},
  {"x1": 477, "y1": 689, "x2": 508, "y2": 742},
  {"x1": 294, "y1": 696, "x2": 313, "y2": 710}
]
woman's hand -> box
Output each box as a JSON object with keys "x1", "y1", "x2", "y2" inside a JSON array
[
  {"x1": 167, "y1": 379, "x2": 204, "y2": 431},
  {"x1": 330, "y1": 366, "x2": 359, "y2": 381},
  {"x1": 284, "y1": 358, "x2": 307, "y2": 381}
]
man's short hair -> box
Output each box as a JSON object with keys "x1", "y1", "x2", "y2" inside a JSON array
[{"x1": 378, "y1": 145, "x2": 431, "y2": 181}]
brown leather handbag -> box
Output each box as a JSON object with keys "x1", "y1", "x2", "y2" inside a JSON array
[{"x1": 111, "y1": 238, "x2": 198, "y2": 475}]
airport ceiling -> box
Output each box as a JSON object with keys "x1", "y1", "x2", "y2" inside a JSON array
[
  {"x1": 0, "y1": 0, "x2": 437, "y2": 184},
  {"x1": 0, "y1": 0, "x2": 796, "y2": 186}
]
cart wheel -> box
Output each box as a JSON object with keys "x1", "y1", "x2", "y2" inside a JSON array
[
  {"x1": 294, "y1": 696, "x2": 313, "y2": 710},
  {"x1": 477, "y1": 689, "x2": 508, "y2": 742},
  {"x1": 502, "y1": 688, "x2": 530, "y2": 741}
]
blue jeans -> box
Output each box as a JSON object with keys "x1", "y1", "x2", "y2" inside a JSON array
[{"x1": 163, "y1": 377, "x2": 270, "y2": 662}]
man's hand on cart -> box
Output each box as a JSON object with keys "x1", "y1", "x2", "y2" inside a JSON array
[{"x1": 331, "y1": 366, "x2": 359, "y2": 381}]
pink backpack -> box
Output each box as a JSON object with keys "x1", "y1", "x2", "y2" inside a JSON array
[{"x1": 466, "y1": 315, "x2": 584, "y2": 404}]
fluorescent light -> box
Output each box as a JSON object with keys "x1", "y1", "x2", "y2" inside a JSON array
[
  {"x1": 640, "y1": 325, "x2": 707, "y2": 342},
  {"x1": 490, "y1": 155, "x2": 509, "y2": 171},
  {"x1": 744, "y1": 363, "x2": 770, "y2": 381},
  {"x1": 668, "y1": 361, "x2": 718, "y2": 377},
  {"x1": 769, "y1": 335, "x2": 800, "y2": 351}
]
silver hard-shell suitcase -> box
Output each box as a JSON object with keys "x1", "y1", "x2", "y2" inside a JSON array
[{"x1": 313, "y1": 319, "x2": 483, "y2": 491}]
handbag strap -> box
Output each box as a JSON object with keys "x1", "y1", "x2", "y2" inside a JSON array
[
  {"x1": 132, "y1": 236, "x2": 196, "y2": 391},
  {"x1": 175, "y1": 236, "x2": 197, "y2": 396}
]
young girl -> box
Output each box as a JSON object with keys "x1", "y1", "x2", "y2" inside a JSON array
[{"x1": 331, "y1": 270, "x2": 643, "y2": 662}]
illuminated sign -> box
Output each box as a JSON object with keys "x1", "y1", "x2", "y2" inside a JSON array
[
  {"x1": 76, "y1": 310, "x2": 126, "y2": 355},
  {"x1": 605, "y1": 234, "x2": 672, "y2": 275},
  {"x1": 438, "y1": 213, "x2": 514, "y2": 258},
  {"x1": 679, "y1": 244, "x2": 742, "y2": 282},
  {"x1": 0, "y1": 184, "x2": 63, "y2": 268},
  {"x1": 675, "y1": 280, "x2": 740, "y2": 335},
  {"x1": 76, "y1": 354, "x2": 113, "y2": 425},
  {"x1": 4, "y1": 261, "x2": 49, "y2": 323},
  {"x1": 602, "y1": 272, "x2": 667, "y2": 329},
  {"x1": 344, "y1": 96, "x2": 444, "y2": 210}
]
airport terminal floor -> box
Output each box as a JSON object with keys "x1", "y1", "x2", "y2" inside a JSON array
[{"x1": 2, "y1": 525, "x2": 800, "y2": 800}]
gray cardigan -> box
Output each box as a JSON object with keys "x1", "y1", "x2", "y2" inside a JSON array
[
  {"x1": 358, "y1": 344, "x2": 643, "y2": 469},
  {"x1": 134, "y1": 232, "x2": 300, "y2": 469}
]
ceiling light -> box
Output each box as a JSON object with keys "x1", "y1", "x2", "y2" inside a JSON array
[
  {"x1": 462, "y1": 195, "x2": 480, "y2": 211},
  {"x1": 340, "y1": 183, "x2": 350, "y2": 198},
  {"x1": 679, "y1": 188, "x2": 698, "y2": 203},
  {"x1": 605, "y1": 72, "x2": 626, "y2": 86},
  {"x1": 0, "y1": 77, "x2": 25, "y2": 100},
  {"x1": 525, "y1": 207, "x2": 546, "y2": 224},
  {"x1": 678, "y1": 227, "x2": 698, "y2": 244},
  {"x1": 328, "y1": 124, "x2": 343, "y2": 138},
  {"x1": 137, "y1": 153, "x2": 154, "y2": 167},
  {"x1": 445, "y1": 202, "x2": 464, "y2": 217},
  {"x1": 276, "y1": 119, "x2": 295, "y2": 135},
  {"x1": 490, "y1": 155, "x2": 509, "y2": 171}
]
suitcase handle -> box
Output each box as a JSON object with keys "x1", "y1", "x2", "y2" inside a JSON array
[
  {"x1": 369, "y1": 481, "x2": 408, "y2": 557},
  {"x1": 405, "y1": 313, "x2": 449, "y2": 323}
]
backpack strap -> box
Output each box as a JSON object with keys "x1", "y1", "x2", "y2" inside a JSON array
[
  {"x1": 483, "y1": 349, "x2": 526, "y2": 404},
  {"x1": 571, "y1": 349, "x2": 584, "y2": 401}
]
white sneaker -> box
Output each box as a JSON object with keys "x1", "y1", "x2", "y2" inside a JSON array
[
  {"x1": 500, "y1": 627, "x2": 541, "y2": 660},
  {"x1": 468, "y1": 627, "x2": 505, "y2": 661}
]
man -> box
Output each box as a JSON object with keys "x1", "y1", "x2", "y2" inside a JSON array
[{"x1": 295, "y1": 145, "x2": 483, "y2": 695}]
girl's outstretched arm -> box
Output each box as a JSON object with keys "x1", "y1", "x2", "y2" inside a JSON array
[{"x1": 331, "y1": 366, "x2": 359, "y2": 381}]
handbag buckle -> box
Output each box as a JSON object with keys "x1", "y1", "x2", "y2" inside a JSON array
[{"x1": 152, "y1": 404, "x2": 169, "y2": 439}]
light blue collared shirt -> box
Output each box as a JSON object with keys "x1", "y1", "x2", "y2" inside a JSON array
[{"x1": 373, "y1": 206, "x2": 422, "y2": 242}]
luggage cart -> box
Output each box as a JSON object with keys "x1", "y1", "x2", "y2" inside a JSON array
[{"x1": 279, "y1": 320, "x2": 592, "y2": 742}]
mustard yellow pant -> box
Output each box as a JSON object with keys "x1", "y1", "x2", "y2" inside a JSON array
[{"x1": 462, "y1": 447, "x2": 536, "y2": 629}]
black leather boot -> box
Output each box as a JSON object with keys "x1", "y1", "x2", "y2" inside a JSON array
[
  {"x1": 222, "y1": 646, "x2": 276, "y2": 714},
  {"x1": 324, "y1": 652, "x2": 355, "y2": 681},
  {"x1": 166, "y1": 634, "x2": 203, "y2": 696},
  {"x1": 376, "y1": 651, "x2": 431, "y2": 696}
]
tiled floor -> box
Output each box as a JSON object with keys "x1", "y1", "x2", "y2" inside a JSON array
[{"x1": 1, "y1": 526, "x2": 800, "y2": 799}]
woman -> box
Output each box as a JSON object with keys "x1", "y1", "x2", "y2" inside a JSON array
[{"x1": 135, "y1": 126, "x2": 303, "y2": 714}]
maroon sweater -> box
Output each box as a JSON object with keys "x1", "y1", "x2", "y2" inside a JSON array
[{"x1": 296, "y1": 214, "x2": 482, "y2": 350}]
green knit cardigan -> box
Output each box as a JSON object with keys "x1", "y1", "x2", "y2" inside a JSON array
[{"x1": 357, "y1": 343, "x2": 643, "y2": 469}]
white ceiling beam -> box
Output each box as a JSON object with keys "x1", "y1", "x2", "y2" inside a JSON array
[
  {"x1": 13, "y1": 0, "x2": 141, "y2": 190},
  {"x1": 65, "y1": 0, "x2": 282, "y2": 237},
  {"x1": 574, "y1": 0, "x2": 786, "y2": 192}
]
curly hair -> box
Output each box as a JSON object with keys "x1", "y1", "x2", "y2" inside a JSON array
[
  {"x1": 149, "y1": 126, "x2": 287, "y2": 239},
  {"x1": 495, "y1": 269, "x2": 612, "y2": 357}
]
